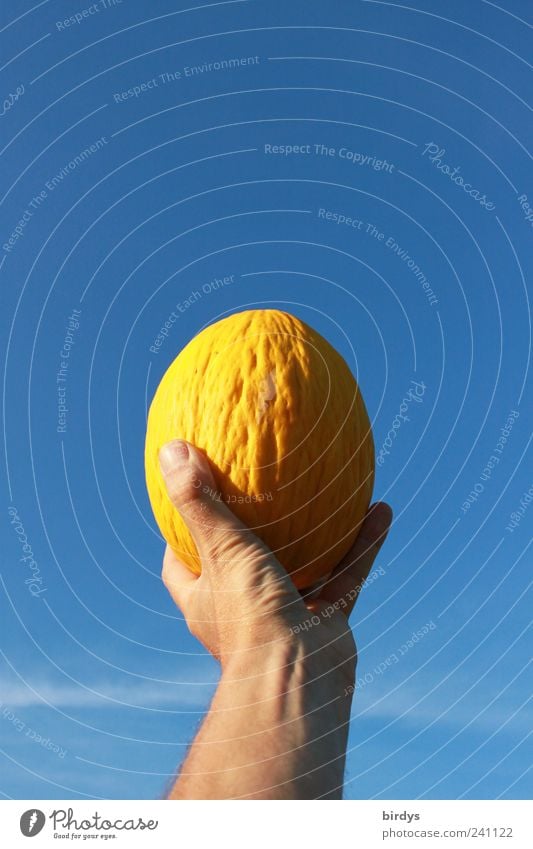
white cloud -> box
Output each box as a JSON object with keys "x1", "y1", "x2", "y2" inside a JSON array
[
  {"x1": 354, "y1": 686, "x2": 531, "y2": 736},
  {"x1": 0, "y1": 678, "x2": 217, "y2": 710}
]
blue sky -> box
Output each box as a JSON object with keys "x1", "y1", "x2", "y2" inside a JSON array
[{"x1": 1, "y1": 0, "x2": 531, "y2": 799}]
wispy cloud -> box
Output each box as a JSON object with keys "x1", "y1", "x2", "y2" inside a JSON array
[
  {"x1": 0, "y1": 679, "x2": 217, "y2": 711},
  {"x1": 354, "y1": 687, "x2": 532, "y2": 736}
]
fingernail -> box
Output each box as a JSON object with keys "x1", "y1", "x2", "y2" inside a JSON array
[{"x1": 159, "y1": 440, "x2": 189, "y2": 474}]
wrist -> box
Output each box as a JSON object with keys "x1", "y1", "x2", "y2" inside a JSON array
[
  {"x1": 219, "y1": 639, "x2": 351, "y2": 798},
  {"x1": 220, "y1": 636, "x2": 354, "y2": 724}
]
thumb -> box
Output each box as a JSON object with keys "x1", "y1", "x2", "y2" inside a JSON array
[{"x1": 158, "y1": 439, "x2": 270, "y2": 567}]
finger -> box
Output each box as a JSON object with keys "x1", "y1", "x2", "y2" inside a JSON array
[
  {"x1": 318, "y1": 502, "x2": 393, "y2": 617},
  {"x1": 159, "y1": 439, "x2": 274, "y2": 570},
  {"x1": 161, "y1": 544, "x2": 197, "y2": 611}
]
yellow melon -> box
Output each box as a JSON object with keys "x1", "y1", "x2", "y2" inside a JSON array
[{"x1": 145, "y1": 309, "x2": 374, "y2": 589}]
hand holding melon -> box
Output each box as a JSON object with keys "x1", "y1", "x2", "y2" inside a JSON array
[{"x1": 145, "y1": 309, "x2": 375, "y2": 590}]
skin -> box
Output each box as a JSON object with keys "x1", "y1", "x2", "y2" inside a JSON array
[{"x1": 159, "y1": 438, "x2": 392, "y2": 800}]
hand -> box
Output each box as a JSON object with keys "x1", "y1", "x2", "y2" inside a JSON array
[
  {"x1": 158, "y1": 438, "x2": 392, "y2": 799},
  {"x1": 159, "y1": 439, "x2": 392, "y2": 680}
]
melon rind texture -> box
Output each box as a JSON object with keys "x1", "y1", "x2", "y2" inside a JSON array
[{"x1": 145, "y1": 309, "x2": 374, "y2": 589}]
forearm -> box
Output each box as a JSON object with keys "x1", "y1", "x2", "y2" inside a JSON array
[{"x1": 168, "y1": 641, "x2": 354, "y2": 800}]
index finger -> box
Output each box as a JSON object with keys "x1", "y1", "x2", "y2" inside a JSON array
[{"x1": 318, "y1": 502, "x2": 393, "y2": 617}]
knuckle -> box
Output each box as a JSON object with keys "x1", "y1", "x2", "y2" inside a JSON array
[
  {"x1": 195, "y1": 516, "x2": 225, "y2": 557},
  {"x1": 164, "y1": 467, "x2": 201, "y2": 509}
]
